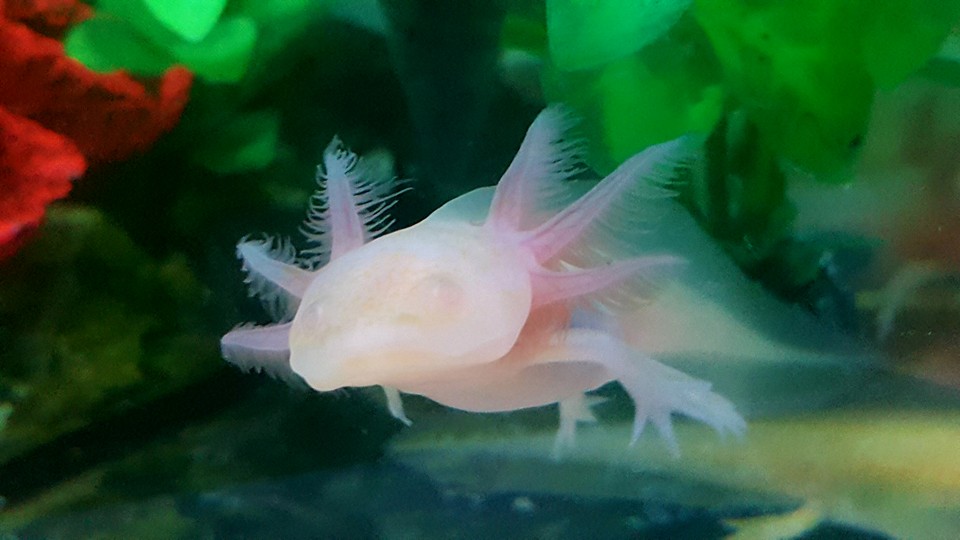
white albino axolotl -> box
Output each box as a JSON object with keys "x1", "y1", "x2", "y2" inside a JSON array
[{"x1": 221, "y1": 106, "x2": 745, "y2": 455}]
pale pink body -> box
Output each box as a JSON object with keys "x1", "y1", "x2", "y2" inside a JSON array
[{"x1": 221, "y1": 107, "x2": 745, "y2": 454}]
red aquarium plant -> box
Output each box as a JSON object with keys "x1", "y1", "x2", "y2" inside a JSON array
[{"x1": 0, "y1": 0, "x2": 192, "y2": 258}]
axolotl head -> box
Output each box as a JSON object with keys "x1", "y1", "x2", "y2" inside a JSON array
[{"x1": 288, "y1": 219, "x2": 533, "y2": 391}]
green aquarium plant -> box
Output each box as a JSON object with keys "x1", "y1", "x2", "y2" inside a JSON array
[
  {"x1": 65, "y1": 0, "x2": 328, "y2": 83},
  {"x1": 65, "y1": 0, "x2": 253, "y2": 83},
  {"x1": 540, "y1": 0, "x2": 960, "y2": 308},
  {"x1": 546, "y1": 0, "x2": 960, "y2": 175},
  {"x1": 543, "y1": 0, "x2": 724, "y2": 170},
  {"x1": 695, "y1": 0, "x2": 960, "y2": 175},
  {"x1": 546, "y1": 0, "x2": 692, "y2": 72}
]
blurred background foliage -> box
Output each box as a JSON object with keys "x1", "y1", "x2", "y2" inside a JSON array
[{"x1": 536, "y1": 0, "x2": 960, "y2": 297}]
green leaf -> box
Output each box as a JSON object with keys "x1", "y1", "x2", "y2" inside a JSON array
[
  {"x1": 595, "y1": 57, "x2": 724, "y2": 164},
  {"x1": 694, "y1": 0, "x2": 873, "y2": 173},
  {"x1": 544, "y1": 19, "x2": 725, "y2": 172},
  {"x1": 860, "y1": 0, "x2": 960, "y2": 88},
  {"x1": 694, "y1": 0, "x2": 960, "y2": 174},
  {"x1": 143, "y1": 0, "x2": 228, "y2": 42},
  {"x1": 95, "y1": 0, "x2": 185, "y2": 50},
  {"x1": 86, "y1": 1, "x2": 257, "y2": 82},
  {"x1": 547, "y1": 0, "x2": 692, "y2": 71},
  {"x1": 64, "y1": 16, "x2": 174, "y2": 76},
  {"x1": 168, "y1": 17, "x2": 258, "y2": 83}
]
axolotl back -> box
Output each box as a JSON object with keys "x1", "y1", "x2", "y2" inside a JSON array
[{"x1": 221, "y1": 106, "x2": 745, "y2": 455}]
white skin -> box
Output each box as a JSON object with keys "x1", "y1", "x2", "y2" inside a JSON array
[{"x1": 221, "y1": 107, "x2": 745, "y2": 455}]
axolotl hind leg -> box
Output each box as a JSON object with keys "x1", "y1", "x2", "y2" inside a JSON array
[
  {"x1": 511, "y1": 327, "x2": 745, "y2": 457},
  {"x1": 402, "y1": 324, "x2": 745, "y2": 457},
  {"x1": 555, "y1": 328, "x2": 746, "y2": 456}
]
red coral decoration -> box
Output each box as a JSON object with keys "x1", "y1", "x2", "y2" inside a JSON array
[
  {"x1": 4, "y1": 0, "x2": 92, "y2": 38},
  {"x1": 0, "y1": 108, "x2": 84, "y2": 258},
  {"x1": 0, "y1": 0, "x2": 193, "y2": 259}
]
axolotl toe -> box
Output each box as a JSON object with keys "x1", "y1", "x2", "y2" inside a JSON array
[{"x1": 221, "y1": 106, "x2": 745, "y2": 455}]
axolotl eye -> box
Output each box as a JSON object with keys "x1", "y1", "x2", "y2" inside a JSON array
[{"x1": 288, "y1": 223, "x2": 533, "y2": 393}]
